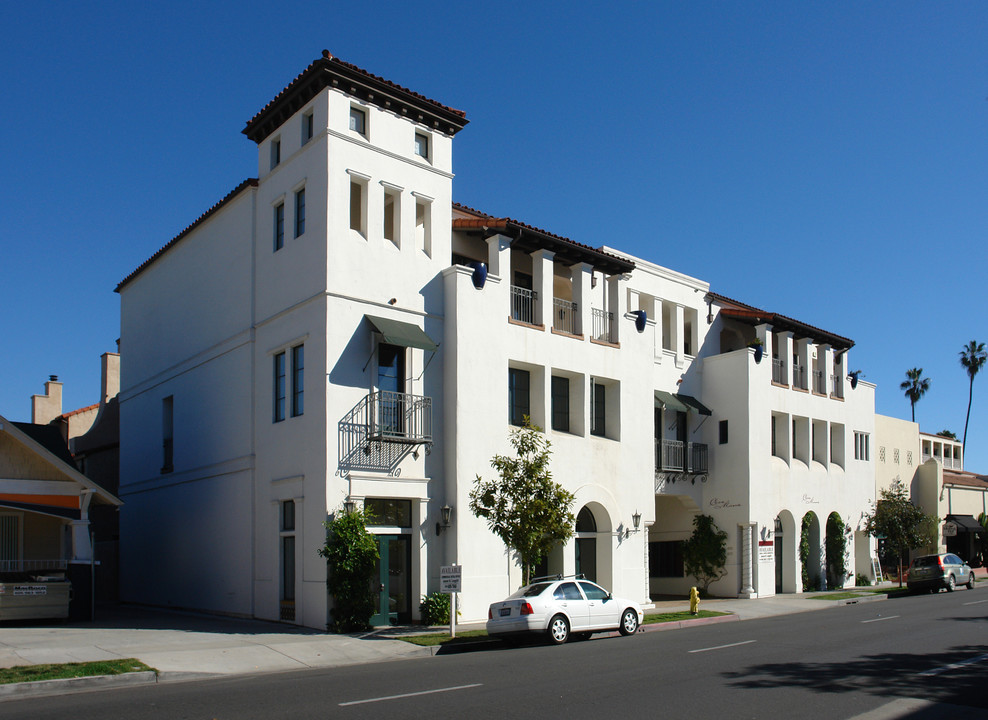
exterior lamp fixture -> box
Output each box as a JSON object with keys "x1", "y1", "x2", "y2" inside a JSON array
[
  {"x1": 436, "y1": 504, "x2": 452, "y2": 536},
  {"x1": 625, "y1": 510, "x2": 642, "y2": 538},
  {"x1": 343, "y1": 499, "x2": 356, "y2": 515}
]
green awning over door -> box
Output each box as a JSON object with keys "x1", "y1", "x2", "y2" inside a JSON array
[
  {"x1": 654, "y1": 390, "x2": 712, "y2": 416},
  {"x1": 365, "y1": 315, "x2": 438, "y2": 352}
]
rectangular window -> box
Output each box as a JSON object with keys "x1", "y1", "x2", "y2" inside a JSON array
[
  {"x1": 854, "y1": 432, "x2": 870, "y2": 461},
  {"x1": 302, "y1": 111, "x2": 314, "y2": 144},
  {"x1": 415, "y1": 198, "x2": 431, "y2": 256},
  {"x1": 591, "y1": 380, "x2": 606, "y2": 437},
  {"x1": 364, "y1": 498, "x2": 412, "y2": 527},
  {"x1": 291, "y1": 344, "x2": 304, "y2": 417},
  {"x1": 161, "y1": 395, "x2": 174, "y2": 473},
  {"x1": 349, "y1": 106, "x2": 366, "y2": 136},
  {"x1": 551, "y1": 376, "x2": 570, "y2": 432},
  {"x1": 270, "y1": 138, "x2": 280, "y2": 169},
  {"x1": 294, "y1": 188, "x2": 305, "y2": 237},
  {"x1": 281, "y1": 499, "x2": 295, "y2": 531},
  {"x1": 383, "y1": 187, "x2": 399, "y2": 246},
  {"x1": 274, "y1": 352, "x2": 286, "y2": 422},
  {"x1": 508, "y1": 368, "x2": 530, "y2": 427},
  {"x1": 414, "y1": 131, "x2": 429, "y2": 159},
  {"x1": 273, "y1": 202, "x2": 285, "y2": 251},
  {"x1": 771, "y1": 415, "x2": 777, "y2": 457},
  {"x1": 350, "y1": 179, "x2": 365, "y2": 234},
  {"x1": 719, "y1": 420, "x2": 728, "y2": 445},
  {"x1": 649, "y1": 541, "x2": 685, "y2": 578}
]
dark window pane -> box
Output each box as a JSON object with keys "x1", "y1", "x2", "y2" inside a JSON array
[
  {"x1": 551, "y1": 376, "x2": 569, "y2": 432},
  {"x1": 508, "y1": 368, "x2": 530, "y2": 426}
]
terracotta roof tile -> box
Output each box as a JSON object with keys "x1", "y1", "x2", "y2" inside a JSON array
[
  {"x1": 116, "y1": 179, "x2": 258, "y2": 292},
  {"x1": 710, "y1": 291, "x2": 854, "y2": 350},
  {"x1": 61, "y1": 403, "x2": 99, "y2": 419}
]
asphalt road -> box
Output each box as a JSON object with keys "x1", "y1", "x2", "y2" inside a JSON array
[{"x1": 5, "y1": 587, "x2": 986, "y2": 719}]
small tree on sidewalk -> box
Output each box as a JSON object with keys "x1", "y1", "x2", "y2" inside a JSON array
[
  {"x1": 319, "y1": 506, "x2": 379, "y2": 632},
  {"x1": 469, "y1": 418, "x2": 576, "y2": 585},
  {"x1": 683, "y1": 514, "x2": 728, "y2": 595},
  {"x1": 864, "y1": 480, "x2": 938, "y2": 587}
]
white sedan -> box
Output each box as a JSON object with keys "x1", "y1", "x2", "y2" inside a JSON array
[{"x1": 486, "y1": 576, "x2": 643, "y2": 644}]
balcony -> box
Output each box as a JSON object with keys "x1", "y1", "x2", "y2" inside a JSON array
[
  {"x1": 510, "y1": 285, "x2": 537, "y2": 325},
  {"x1": 655, "y1": 439, "x2": 708, "y2": 474},
  {"x1": 592, "y1": 308, "x2": 614, "y2": 343},
  {"x1": 338, "y1": 391, "x2": 433, "y2": 474},
  {"x1": 772, "y1": 358, "x2": 786, "y2": 385},
  {"x1": 792, "y1": 364, "x2": 807, "y2": 390},
  {"x1": 553, "y1": 298, "x2": 578, "y2": 334},
  {"x1": 812, "y1": 370, "x2": 826, "y2": 394},
  {"x1": 830, "y1": 374, "x2": 844, "y2": 399}
]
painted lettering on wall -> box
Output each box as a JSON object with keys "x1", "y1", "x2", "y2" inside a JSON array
[
  {"x1": 802, "y1": 494, "x2": 820, "y2": 504},
  {"x1": 709, "y1": 498, "x2": 741, "y2": 509}
]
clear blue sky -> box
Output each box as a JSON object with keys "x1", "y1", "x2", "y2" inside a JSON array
[{"x1": 2, "y1": 2, "x2": 986, "y2": 468}]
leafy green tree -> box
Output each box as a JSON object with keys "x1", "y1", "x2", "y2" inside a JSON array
[
  {"x1": 937, "y1": 430, "x2": 957, "y2": 439},
  {"x1": 682, "y1": 514, "x2": 728, "y2": 594},
  {"x1": 319, "y1": 506, "x2": 379, "y2": 632},
  {"x1": 825, "y1": 513, "x2": 847, "y2": 589},
  {"x1": 864, "y1": 480, "x2": 938, "y2": 587},
  {"x1": 900, "y1": 367, "x2": 930, "y2": 423},
  {"x1": 959, "y1": 340, "x2": 987, "y2": 448},
  {"x1": 469, "y1": 419, "x2": 576, "y2": 585}
]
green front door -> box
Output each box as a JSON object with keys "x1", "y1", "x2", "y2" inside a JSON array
[{"x1": 370, "y1": 535, "x2": 411, "y2": 626}]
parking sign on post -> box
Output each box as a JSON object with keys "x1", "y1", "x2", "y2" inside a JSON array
[{"x1": 440, "y1": 565, "x2": 462, "y2": 637}]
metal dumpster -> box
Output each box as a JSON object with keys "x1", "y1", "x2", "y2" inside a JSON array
[{"x1": 0, "y1": 573, "x2": 72, "y2": 621}]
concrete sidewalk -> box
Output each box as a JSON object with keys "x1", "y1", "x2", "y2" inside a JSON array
[{"x1": 2, "y1": 574, "x2": 982, "y2": 701}]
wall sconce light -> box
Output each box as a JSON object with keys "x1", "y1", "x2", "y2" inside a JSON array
[
  {"x1": 388, "y1": 297, "x2": 397, "y2": 305},
  {"x1": 343, "y1": 498, "x2": 356, "y2": 515},
  {"x1": 625, "y1": 510, "x2": 642, "y2": 538},
  {"x1": 436, "y1": 504, "x2": 452, "y2": 536}
]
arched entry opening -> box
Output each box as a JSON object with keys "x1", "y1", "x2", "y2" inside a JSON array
[
  {"x1": 800, "y1": 511, "x2": 822, "y2": 591},
  {"x1": 573, "y1": 503, "x2": 613, "y2": 588},
  {"x1": 825, "y1": 512, "x2": 848, "y2": 590},
  {"x1": 775, "y1": 510, "x2": 797, "y2": 593}
]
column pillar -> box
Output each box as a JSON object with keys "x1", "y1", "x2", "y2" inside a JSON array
[
  {"x1": 531, "y1": 249, "x2": 554, "y2": 328},
  {"x1": 740, "y1": 522, "x2": 756, "y2": 597},
  {"x1": 571, "y1": 262, "x2": 593, "y2": 337},
  {"x1": 485, "y1": 233, "x2": 512, "y2": 280}
]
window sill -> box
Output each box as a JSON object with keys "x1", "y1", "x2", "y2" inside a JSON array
[
  {"x1": 550, "y1": 328, "x2": 584, "y2": 340},
  {"x1": 508, "y1": 317, "x2": 545, "y2": 331},
  {"x1": 830, "y1": 394, "x2": 845, "y2": 402},
  {"x1": 793, "y1": 386, "x2": 809, "y2": 394},
  {"x1": 771, "y1": 381, "x2": 789, "y2": 389},
  {"x1": 590, "y1": 338, "x2": 620, "y2": 349}
]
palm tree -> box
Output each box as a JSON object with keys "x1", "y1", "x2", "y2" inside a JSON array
[
  {"x1": 959, "y1": 340, "x2": 987, "y2": 448},
  {"x1": 900, "y1": 368, "x2": 930, "y2": 423}
]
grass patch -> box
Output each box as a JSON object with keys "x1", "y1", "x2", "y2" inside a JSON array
[
  {"x1": 398, "y1": 629, "x2": 489, "y2": 647},
  {"x1": 0, "y1": 659, "x2": 154, "y2": 685},
  {"x1": 807, "y1": 592, "x2": 870, "y2": 601},
  {"x1": 642, "y1": 610, "x2": 730, "y2": 624}
]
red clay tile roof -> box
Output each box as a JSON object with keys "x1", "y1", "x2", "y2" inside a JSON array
[
  {"x1": 451, "y1": 203, "x2": 635, "y2": 276},
  {"x1": 116, "y1": 179, "x2": 258, "y2": 292},
  {"x1": 709, "y1": 291, "x2": 854, "y2": 350},
  {"x1": 61, "y1": 403, "x2": 99, "y2": 419},
  {"x1": 243, "y1": 50, "x2": 468, "y2": 144},
  {"x1": 943, "y1": 470, "x2": 988, "y2": 488}
]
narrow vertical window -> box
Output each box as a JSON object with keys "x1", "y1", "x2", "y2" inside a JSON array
[
  {"x1": 294, "y1": 188, "x2": 305, "y2": 238},
  {"x1": 591, "y1": 380, "x2": 606, "y2": 437},
  {"x1": 415, "y1": 197, "x2": 431, "y2": 256},
  {"x1": 161, "y1": 395, "x2": 174, "y2": 473},
  {"x1": 719, "y1": 420, "x2": 728, "y2": 445},
  {"x1": 414, "y1": 131, "x2": 429, "y2": 159},
  {"x1": 350, "y1": 179, "x2": 366, "y2": 235},
  {"x1": 551, "y1": 376, "x2": 570, "y2": 432},
  {"x1": 273, "y1": 202, "x2": 285, "y2": 251},
  {"x1": 280, "y1": 500, "x2": 296, "y2": 622},
  {"x1": 302, "y1": 111, "x2": 313, "y2": 144},
  {"x1": 274, "y1": 352, "x2": 286, "y2": 422},
  {"x1": 349, "y1": 106, "x2": 366, "y2": 136},
  {"x1": 270, "y1": 138, "x2": 280, "y2": 169},
  {"x1": 383, "y1": 186, "x2": 399, "y2": 247},
  {"x1": 508, "y1": 368, "x2": 530, "y2": 427},
  {"x1": 291, "y1": 344, "x2": 304, "y2": 417}
]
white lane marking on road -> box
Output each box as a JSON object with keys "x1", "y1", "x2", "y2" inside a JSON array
[
  {"x1": 916, "y1": 652, "x2": 988, "y2": 677},
  {"x1": 860, "y1": 615, "x2": 899, "y2": 623},
  {"x1": 688, "y1": 640, "x2": 756, "y2": 654},
  {"x1": 339, "y1": 683, "x2": 483, "y2": 706},
  {"x1": 963, "y1": 599, "x2": 988, "y2": 606}
]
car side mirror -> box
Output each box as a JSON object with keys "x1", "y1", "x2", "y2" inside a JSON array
[{"x1": 607, "y1": 592, "x2": 613, "y2": 600}]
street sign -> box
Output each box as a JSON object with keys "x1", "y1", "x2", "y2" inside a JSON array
[{"x1": 440, "y1": 565, "x2": 462, "y2": 593}]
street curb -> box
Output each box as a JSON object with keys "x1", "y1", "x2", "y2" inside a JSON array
[
  {"x1": 0, "y1": 671, "x2": 158, "y2": 702},
  {"x1": 641, "y1": 613, "x2": 740, "y2": 632},
  {"x1": 835, "y1": 593, "x2": 888, "y2": 606}
]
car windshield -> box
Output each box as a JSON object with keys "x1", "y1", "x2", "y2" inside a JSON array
[{"x1": 509, "y1": 582, "x2": 553, "y2": 599}]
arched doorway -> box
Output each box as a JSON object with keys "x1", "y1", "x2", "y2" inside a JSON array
[
  {"x1": 825, "y1": 512, "x2": 847, "y2": 590},
  {"x1": 775, "y1": 510, "x2": 797, "y2": 594},
  {"x1": 575, "y1": 506, "x2": 597, "y2": 582},
  {"x1": 800, "y1": 511, "x2": 822, "y2": 592}
]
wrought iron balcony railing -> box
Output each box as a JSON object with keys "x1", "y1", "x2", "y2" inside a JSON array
[{"x1": 655, "y1": 440, "x2": 708, "y2": 474}]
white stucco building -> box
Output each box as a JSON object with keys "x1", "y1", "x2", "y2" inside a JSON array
[{"x1": 117, "y1": 52, "x2": 879, "y2": 628}]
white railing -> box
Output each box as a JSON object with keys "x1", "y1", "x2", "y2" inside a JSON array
[
  {"x1": 510, "y1": 286, "x2": 537, "y2": 325},
  {"x1": 830, "y1": 374, "x2": 844, "y2": 398},
  {"x1": 772, "y1": 358, "x2": 786, "y2": 384},
  {"x1": 592, "y1": 308, "x2": 614, "y2": 343},
  {"x1": 792, "y1": 364, "x2": 807, "y2": 390},
  {"x1": 813, "y1": 370, "x2": 826, "y2": 394}
]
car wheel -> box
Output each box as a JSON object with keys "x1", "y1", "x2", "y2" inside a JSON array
[
  {"x1": 967, "y1": 572, "x2": 976, "y2": 590},
  {"x1": 547, "y1": 615, "x2": 570, "y2": 645},
  {"x1": 946, "y1": 574, "x2": 955, "y2": 592},
  {"x1": 619, "y1": 608, "x2": 639, "y2": 636}
]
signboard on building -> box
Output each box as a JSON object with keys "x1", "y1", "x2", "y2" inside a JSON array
[
  {"x1": 943, "y1": 521, "x2": 958, "y2": 538},
  {"x1": 440, "y1": 565, "x2": 462, "y2": 593},
  {"x1": 758, "y1": 541, "x2": 774, "y2": 563}
]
